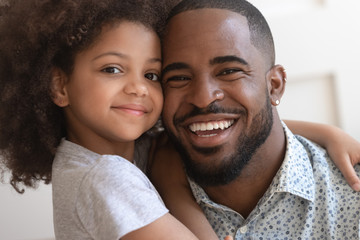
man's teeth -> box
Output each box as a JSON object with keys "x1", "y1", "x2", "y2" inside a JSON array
[{"x1": 189, "y1": 120, "x2": 235, "y2": 132}]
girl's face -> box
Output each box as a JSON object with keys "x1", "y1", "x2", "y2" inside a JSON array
[{"x1": 56, "y1": 21, "x2": 163, "y2": 155}]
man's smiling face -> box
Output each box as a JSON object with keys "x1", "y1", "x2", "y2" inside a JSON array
[{"x1": 161, "y1": 8, "x2": 274, "y2": 186}]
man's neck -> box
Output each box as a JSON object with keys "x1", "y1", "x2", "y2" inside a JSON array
[{"x1": 203, "y1": 122, "x2": 286, "y2": 218}]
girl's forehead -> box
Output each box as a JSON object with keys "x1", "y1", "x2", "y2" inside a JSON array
[{"x1": 75, "y1": 21, "x2": 161, "y2": 65}]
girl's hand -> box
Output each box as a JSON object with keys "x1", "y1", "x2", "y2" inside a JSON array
[
  {"x1": 285, "y1": 120, "x2": 360, "y2": 191},
  {"x1": 325, "y1": 132, "x2": 360, "y2": 191}
]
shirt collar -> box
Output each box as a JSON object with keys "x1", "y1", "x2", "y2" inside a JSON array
[
  {"x1": 270, "y1": 122, "x2": 315, "y2": 202},
  {"x1": 189, "y1": 121, "x2": 316, "y2": 207}
]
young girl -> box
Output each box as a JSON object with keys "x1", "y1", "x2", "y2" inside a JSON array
[
  {"x1": 0, "y1": 0, "x2": 358, "y2": 240},
  {"x1": 0, "y1": 0, "x2": 200, "y2": 239}
]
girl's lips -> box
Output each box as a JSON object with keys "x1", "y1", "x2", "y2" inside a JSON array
[{"x1": 112, "y1": 104, "x2": 149, "y2": 116}]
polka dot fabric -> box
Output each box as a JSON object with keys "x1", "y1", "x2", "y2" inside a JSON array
[{"x1": 189, "y1": 123, "x2": 360, "y2": 239}]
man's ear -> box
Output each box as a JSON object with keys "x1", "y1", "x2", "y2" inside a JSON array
[
  {"x1": 266, "y1": 64, "x2": 287, "y2": 106},
  {"x1": 50, "y1": 67, "x2": 70, "y2": 107}
]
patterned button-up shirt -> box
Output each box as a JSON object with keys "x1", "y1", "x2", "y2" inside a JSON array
[{"x1": 189, "y1": 123, "x2": 360, "y2": 239}]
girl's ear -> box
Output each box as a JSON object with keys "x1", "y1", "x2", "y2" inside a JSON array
[
  {"x1": 266, "y1": 64, "x2": 287, "y2": 106},
  {"x1": 51, "y1": 67, "x2": 70, "y2": 107}
]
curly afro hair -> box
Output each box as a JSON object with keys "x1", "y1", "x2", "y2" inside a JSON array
[{"x1": 0, "y1": 0, "x2": 178, "y2": 193}]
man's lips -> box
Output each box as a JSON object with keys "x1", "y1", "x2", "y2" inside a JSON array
[
  {"x1": 180, "y1": 117, "x2": 237, "y2": 147},
  {"x1": 189, "y1": 119, "x2": 235, "y2": 137},
  {"x1": 112, "y1": 104, "x2": 149, "y2": 116}
]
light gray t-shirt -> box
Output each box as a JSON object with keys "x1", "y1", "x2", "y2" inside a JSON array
[{"x1": 52, "y1": 139, "x2": 168, "y2": 240}]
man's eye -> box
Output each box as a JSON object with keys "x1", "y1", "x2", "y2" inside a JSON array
[
  {"x1": 165, "y1": 76, "x2": 191, "y2": 82},
  {"x1": 218, "y1": 69, "x2": 241, "y2": 76},
  {"x1": 145, "y1": 73, "x2": 160, "y2": 81},
  {"x1": 101, "y1": 67, "x2": 121, "y2": 74},
  {"x1": 163, "y1": 75, "x2": 191, "y2": 88}
]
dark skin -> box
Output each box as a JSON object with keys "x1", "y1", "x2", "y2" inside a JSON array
[
  {"x1": 204, "y1": 127, "x2": 286, "y2": 218},
  {"x1": 150, "y1": 6, "x2": 360, "y2": 239},
  {"x1": 160, "y1": 9, "x2": 287, "y2": 218}
]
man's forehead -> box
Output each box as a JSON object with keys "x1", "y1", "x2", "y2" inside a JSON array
[
  {"x1": 165, "y1": 8, "x2": 248, "y2": 33},
  {"x1": 163, "y1": 8, "x2": 250, "y2": 53},
  {"x1": 163, "y1": 8, "x2": 252, "y2": 58}
]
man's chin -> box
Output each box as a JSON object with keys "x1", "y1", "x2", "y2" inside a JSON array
[
  {"x1": 167, "y1": 134, "x2": 238, "y2": 186},
  {"x1": 184, "y1": 155, "x2": 241, "y2": 187}
]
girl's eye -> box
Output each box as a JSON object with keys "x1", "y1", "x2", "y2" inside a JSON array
[
  {"x1": 101, "y1": 67, "x2": 121, "y2": 74},
  {"x1": 145, "y1": 73, "x2": 160, "y2": 81}
]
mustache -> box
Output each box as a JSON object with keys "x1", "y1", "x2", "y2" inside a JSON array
[{"x1": 173, "y1": 102, "x2": 245, "y2": 126}]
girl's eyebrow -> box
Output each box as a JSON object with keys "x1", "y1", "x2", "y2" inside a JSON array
[
  {"x1": 149, "y1": 58, "x2": 162, "y2": 63},
  {"x1": 92, "y1": 51, "x2": 161, "y2": 63},
  {"x1": 92, "y1": 52, "x2": 128, "y2": 62}
]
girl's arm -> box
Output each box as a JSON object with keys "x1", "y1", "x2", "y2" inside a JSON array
[
  {"x1": 285, "y1": 120, "x2": 360, "y2": 191},
  {"x1": 121, "y1": 212, "x2": 199, "y2": 240},
  {"x1": 149, "y1": 134, "x2": 219, "y2": 240},
  {"x1": 121, "y1": 137, "x2": 230, "y2": 240},
  {"x1": 122, "y1": 212, "x2": 232, "y2": 240}
]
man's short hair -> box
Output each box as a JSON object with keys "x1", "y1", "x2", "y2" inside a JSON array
[{"x1": 166, "y1": 0, "x2": 275, "y2": 68}]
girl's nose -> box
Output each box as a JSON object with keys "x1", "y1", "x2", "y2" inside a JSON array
[{"x1": 123, "y1": 75, "x2": 149, "y2": 97}]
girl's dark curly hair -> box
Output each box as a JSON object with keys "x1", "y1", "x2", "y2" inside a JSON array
[{"x1": 0, "y1": 0, "x2": 177, "y2": 193}]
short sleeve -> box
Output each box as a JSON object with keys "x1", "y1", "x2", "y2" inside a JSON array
[{"x1": 75, "y1": 155, "x2": 168, "y2": 240}]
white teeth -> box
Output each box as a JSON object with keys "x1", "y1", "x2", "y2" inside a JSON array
[
  {"x1": 189, "y1": 119, "x2": 235, "y2": 133},
  {"x1": 201, "y1": 134, "x2": 217, "y2": 137}
]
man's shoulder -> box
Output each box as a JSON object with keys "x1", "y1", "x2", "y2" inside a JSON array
[
  {"x1": 294, "y1": 135, "x2": 360, "y2": 194},
  {"x1": 294, "y1": 135, "x2": 328, "y2": 164}
]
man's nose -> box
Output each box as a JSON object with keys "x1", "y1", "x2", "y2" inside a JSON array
[{"x1": 185, "y1": 75, "x2": 224, "y2": 108}]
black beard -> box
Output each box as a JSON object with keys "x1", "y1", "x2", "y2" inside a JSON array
[{"x1": 165, "y1": 97, "x2": 273, "y2": 187}]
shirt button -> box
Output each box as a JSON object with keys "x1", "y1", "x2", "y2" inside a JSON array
[{"x1": 239, "y1": 225, "x2": 248, "y2": 234}]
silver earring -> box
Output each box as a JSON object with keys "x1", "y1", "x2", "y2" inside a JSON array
[
  {"x1": 275, "y1": 100, "x2": 280, "y2": 105},
  {"x1": 283, "y1": 68, "x2": 287, "y2": 82}
]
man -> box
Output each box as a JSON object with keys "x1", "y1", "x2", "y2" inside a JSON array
[{"x1": 156, "y1": 0, "x2": 360, "y2": 238}]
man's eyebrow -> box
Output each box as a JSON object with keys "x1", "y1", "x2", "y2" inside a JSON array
[
  {"x1": 210, "y1": 55, "x2": 248, "y2": 66},
  {"x1": 162, "y1": 62, "x2": 191, "y2": 76}
]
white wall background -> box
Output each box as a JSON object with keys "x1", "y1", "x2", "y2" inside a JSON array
[
  {"x1": 252, "y1": 0, "x2": 360, "y2": 141},
  {"x1": 0, "y1": 180, "x2": 54, "y2": 240},
  {"x1": 0, "y1": 1, "x2": 359, "y2": 240}
]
